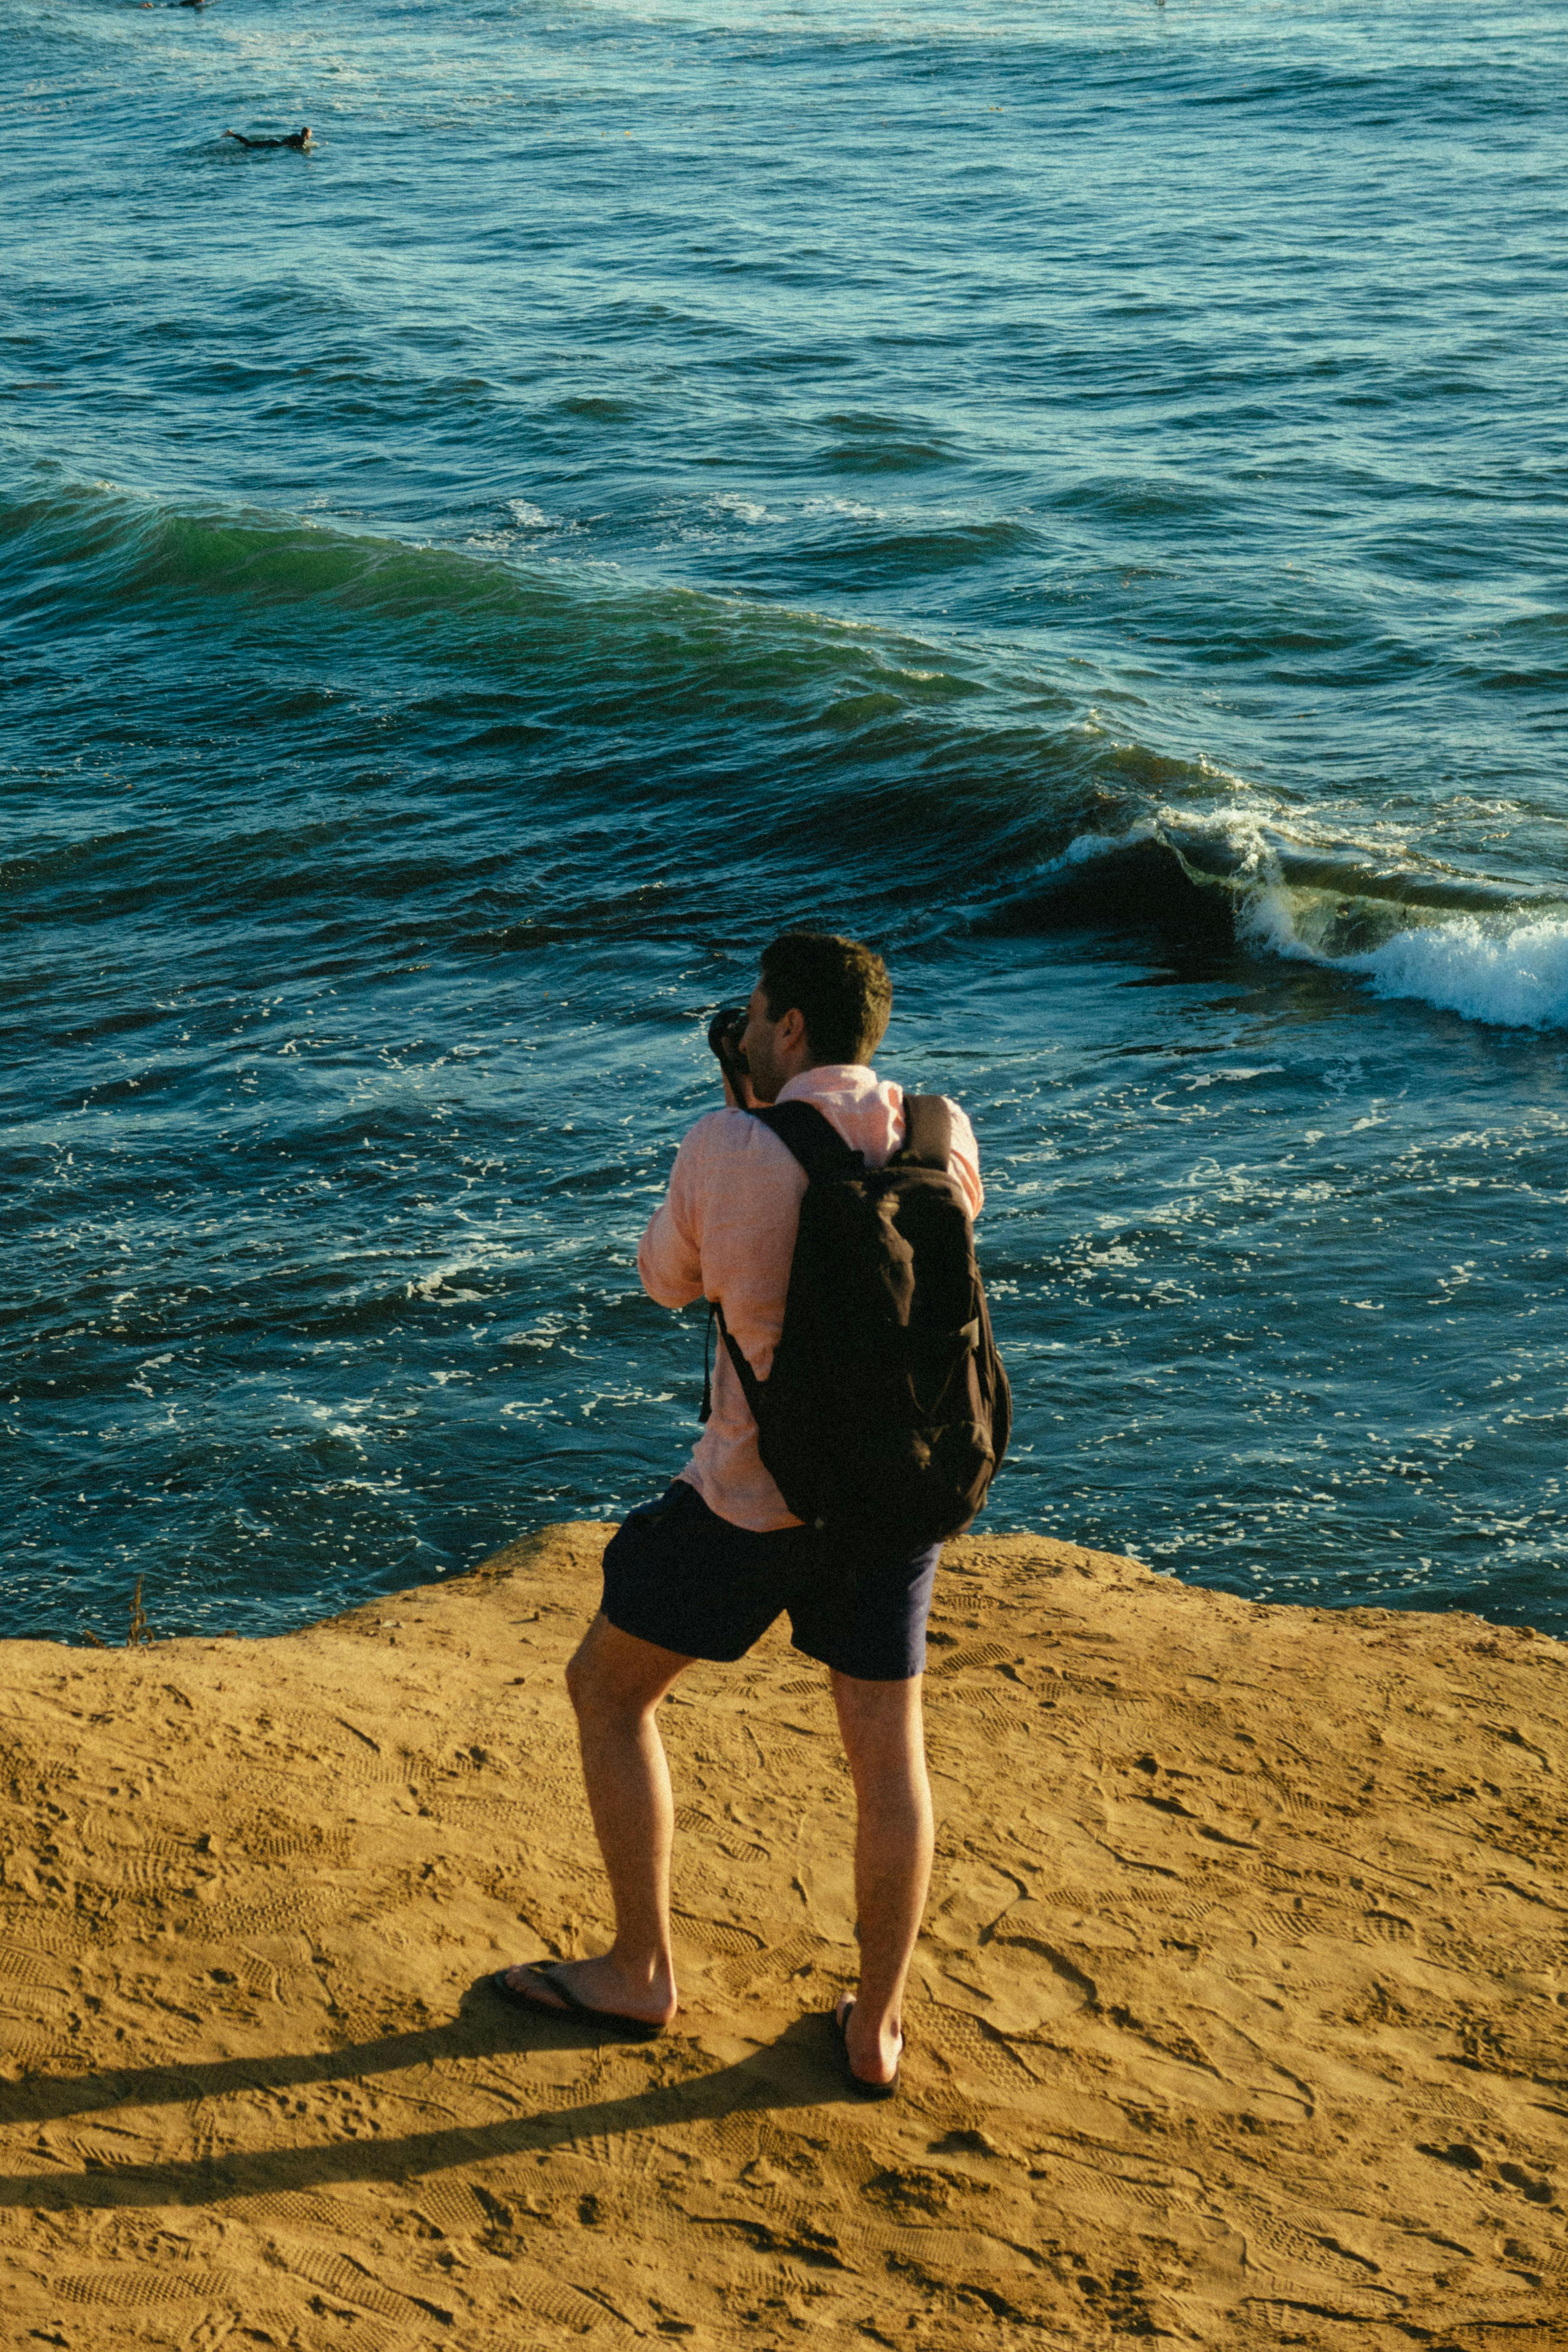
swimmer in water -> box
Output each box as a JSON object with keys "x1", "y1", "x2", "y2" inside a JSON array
[{"x1": 224, "y1": 126, "x2": 313, "y2": 150}]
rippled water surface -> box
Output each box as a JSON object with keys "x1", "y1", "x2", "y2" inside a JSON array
[{"x1": 3, "y1": 0, "x2": 1566, "y2": 1641}]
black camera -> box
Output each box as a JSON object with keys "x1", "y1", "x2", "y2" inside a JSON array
[{"x1": 707, "y1": 1003, "x2": 750, "y2": 1093}]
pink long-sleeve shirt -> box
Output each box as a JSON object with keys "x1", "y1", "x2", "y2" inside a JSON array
[{"x1": 637, "y1": 1062, "x2": 984, "y2": 1531}]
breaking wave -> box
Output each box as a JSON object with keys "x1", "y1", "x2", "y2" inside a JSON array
[
  {"x1": 1246, "y1": 885, "x2": 1568, "y2": 1033},
  {"x1": 1001, "y1": 812, "x2": 1568, "y2": 1034}
]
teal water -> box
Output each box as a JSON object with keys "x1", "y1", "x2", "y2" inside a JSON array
[{"x1": 3, "y1": 0, "x2": 1566, "y2": 1642}]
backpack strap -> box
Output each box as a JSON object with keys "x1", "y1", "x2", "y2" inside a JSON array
[
  {"x1": 747, "y1": 1099, "x2": 862, "y2": 1182},
  {"x1": 701, "y1": 1295, "x2": 758, "y2": 1425},
  {"x1": 897, "y1": 1093, "x2": 952, "y2": 1172},
  {"x1": 706, "y1": 1297, "x2": 763, "y2": 1425}
]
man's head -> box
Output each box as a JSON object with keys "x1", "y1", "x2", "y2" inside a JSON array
[{"x1": 740, "y1": 931, "x2": 892, "y2": 1103}]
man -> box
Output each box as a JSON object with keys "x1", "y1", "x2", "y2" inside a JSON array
[
  {"x1": 494, "y1": 933, "x2": 984, "y2": 2096},
  {"x1": 224, "y1": 126, "x2": 313, "y2": 150}
]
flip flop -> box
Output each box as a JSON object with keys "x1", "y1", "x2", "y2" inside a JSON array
[
  {"x1": 833, "y1": 1997, "x2": 901, "y2": 2101},
  {"x1": 490, "y1": 1962, "x2": 667, "y2": 2042}
]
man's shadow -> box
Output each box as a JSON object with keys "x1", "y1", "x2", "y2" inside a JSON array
[{"x1": 0, "y1": 1984, "x2": 850, "y2": 2214}]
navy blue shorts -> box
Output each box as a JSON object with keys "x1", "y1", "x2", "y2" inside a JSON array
[{"x1": 600, "y1": 1480, "x2": 941, "y2": 1682}]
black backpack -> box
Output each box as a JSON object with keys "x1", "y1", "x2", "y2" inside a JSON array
[{"x1": 700, "y1": 1095, "x2": 1010, "y2": 1550}]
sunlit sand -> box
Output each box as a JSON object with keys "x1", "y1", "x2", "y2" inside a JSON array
[{"x1": 0, "y1": 1527, "x2": 1561, "y2": 2346}]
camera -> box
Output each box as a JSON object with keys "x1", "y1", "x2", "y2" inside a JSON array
[{"x1": 707, "y1": 1003, "x2": 750, "y2": 1094}]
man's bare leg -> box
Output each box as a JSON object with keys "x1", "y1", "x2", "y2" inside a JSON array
[
  {"x1": 501, "y1": 1613, "x2": 691, "y2": 2026},
  {"x1": 829, "y1": 1669, "x2": 933, "y2": 2086}
]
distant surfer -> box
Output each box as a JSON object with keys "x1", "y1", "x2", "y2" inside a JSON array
[{"x1": 224, "y1": 126, "x2": 313, "y2": 150}]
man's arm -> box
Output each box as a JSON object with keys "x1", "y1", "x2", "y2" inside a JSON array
[
  {"x1": 637, "y1": 1121, "x2": 711, "y2": 1308},
  {"x1": 944, "y1": 1101, "x2": 985, "y2": 1219}
]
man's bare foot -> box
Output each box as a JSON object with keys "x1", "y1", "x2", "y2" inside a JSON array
[
  {"x1": 836, "y1": 1991, "x2": 903, "y2": 2089},
  {"x1": 498, "y1": 1952, "x2": 676, "y2": 2029}
]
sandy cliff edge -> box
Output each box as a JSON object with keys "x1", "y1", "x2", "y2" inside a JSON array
[{"x1": 0, "y1": 1524, "x2": 1563, "y2": 2351}]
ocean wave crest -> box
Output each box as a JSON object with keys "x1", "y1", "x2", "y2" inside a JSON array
[
  {"x1": 1248, "y1": 890, "x2": 1568, "y2": 1032},
  {"x1": 1004, "y1": 810, "x2": 1568, "y2": 1033}
]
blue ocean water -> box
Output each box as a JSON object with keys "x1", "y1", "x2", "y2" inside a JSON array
[{"x1": 3, "y1": 0, "x2": 1565, "y2": 1645}]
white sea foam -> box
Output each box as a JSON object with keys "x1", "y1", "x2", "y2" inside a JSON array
[
  {"x1": 1341, "y1": 911, "x2": 1568, "y2": 1031},
  {"x1": 710, "y1": 494, "x2": 768, "y2": 526},
  {"x1": 1042, "y1": 809, "x2": 1568, "y2": 1033},
  {"x1": 1053, "y1": 821, "x2": 1157, "y2": 869},
  {"x1": 1229, "y1": 843, "x2": 1568, "y2": 1032}
]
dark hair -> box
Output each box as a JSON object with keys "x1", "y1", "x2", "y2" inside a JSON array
[{"x1": 758, "y1": 931, "x2": 892, "y2": 1066}]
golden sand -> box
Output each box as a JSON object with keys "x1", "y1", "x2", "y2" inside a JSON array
[{"x1": 0, "y1": 1525, "x2": 1563, "y2": 2349}]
